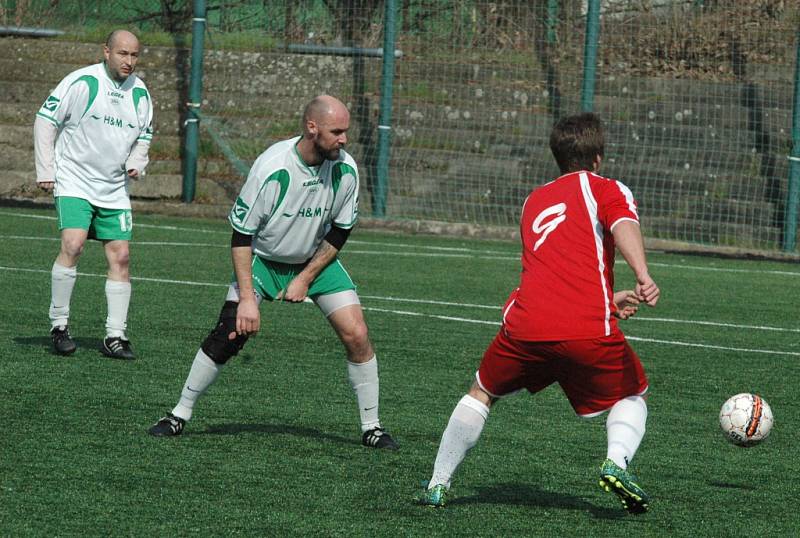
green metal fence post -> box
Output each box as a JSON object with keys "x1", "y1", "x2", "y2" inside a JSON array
[
  {"x1": 784, "y1": 29, "x2": 800, "y2": 252},
  {"x1": 581, "y1": 0, "x2": 601, "y2": 112},
  {"x1": 182, "y1": 0, "x2": 207, "y2": 203},
  {"x1": 374, "y1": 0, "x2": 397, "y2": 218}
]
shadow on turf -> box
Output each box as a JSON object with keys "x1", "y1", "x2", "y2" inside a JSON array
[
  {"x1": 200, "y1": 422, "x2": 359, "y2": 446},
  {"x1": 451, "y1": 482, "x2": 629, "y2": 520},
  {"x1": 14, "y1": 335, "x2": 106, "y2": 357}
]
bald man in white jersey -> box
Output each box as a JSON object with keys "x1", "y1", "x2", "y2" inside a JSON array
[
  {"x1": 35, "y1": 30, "x2": 153, "y2": 360},
  {"x1": 148, "y1": 96, "x2": 399, "y2": 450}
]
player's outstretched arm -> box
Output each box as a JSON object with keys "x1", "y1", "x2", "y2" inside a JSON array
[
  {"x1": 612, "y1": 220, "x2": 660, "y2": 307},
  {"x1": 231, "y1": 231, "x2": 259, "y2": 337}
]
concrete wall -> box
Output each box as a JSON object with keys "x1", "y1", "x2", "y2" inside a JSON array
[{"x1": 0, "y1": 36, "x2": 794, "y2": 250}]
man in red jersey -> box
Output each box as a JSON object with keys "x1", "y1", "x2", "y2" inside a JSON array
[{"x1": 417, "y1": 113, "x2": 660, "y2": 514}]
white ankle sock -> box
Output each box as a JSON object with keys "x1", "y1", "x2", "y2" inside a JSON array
[
  {"x1": 105, "y1": 279, "x2": 131, "y2": 338},
  {"x1": 49, "y1": 262, "x2": 77, "y2": 328},
  {"x1": 606, "y1": 395, "x2": 648, "y2": 469},
  {"x1": 347, "y1": 356, "x2": 381, "y2": 432},
  {"x1": 172, "y1": 349, "x2": 221, "y2": 421},
  {"x1": 429, "y1": 394, "x2": 490, "y2": 489}
]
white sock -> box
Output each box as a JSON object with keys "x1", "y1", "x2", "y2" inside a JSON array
[
  {"x1": 49, "y1": 262, "x2": 77, "y2": 328},
  {"x1": 606, "y1": 395, "x2": 648, "y2": 469},
  {"x1": 347, "y1": 356, "x2": 381, "y2": 432},
  {"x1": 429, "y1": 395, "x2": 490, "y2": 489},
  {"x1": 172, "y1": 349, "x2": 221, "y2": 421},
  {"x1": 105, "y1": 279, "x2": 131, "y2": 338}
]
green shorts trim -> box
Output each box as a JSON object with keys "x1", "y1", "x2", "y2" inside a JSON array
[
  {"x1": 55, "y1": 196, "x2": 133, "y2": 241},
  {"x1": 248, "y1": 257, "x2": 356, "y2": 300}
]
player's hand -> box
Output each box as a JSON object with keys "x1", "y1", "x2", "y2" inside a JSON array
[
  {"x1": 38, "y1": 181, "x2": 54, "y2": 192},
  {"x1": 127, "y1": 169, "x2": 139, "y2": 180},
  {"x1": 233, "y1": 297, "x2": 260, "y2": 337},
  {"x1": 635, "y1": 274, "x2": 660, "y2": 307},
  {"x1": 612, "y1": 290, "x2": 640, "y2": 320},
  {"x1": 277, "y1": 278, "x2": 310, "y2": 303}
]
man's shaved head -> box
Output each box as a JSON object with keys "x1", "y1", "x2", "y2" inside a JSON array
[
  {"x1": 105, "y1": 30, "x2": 139, "y2": 50},
  {"x1": 297, "y1": 95, "x2": 350, "y2": 164},
  {"x1": 302, "y1": 95, "x2": 349, "y2": 131}
]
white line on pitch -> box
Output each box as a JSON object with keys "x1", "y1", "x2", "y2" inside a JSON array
[
  {"x1": 360, "y1": 295, "x2": 499, "y2": 310},
  {"x1": 363, "y1": 307, "x2": 800, "y2": 357},
  {"x1": 649, "y1": 261, "x2": 800, "y2": 277},
  {"x1": 0, "y1": 266, "x2": 225, "y2": 287},
  {"x1": 3, "y1": 211, "x2": 800, "y2": 273},
  {"x1": 2, "y1": 265, "x2": 797, "y2": 357},
  {"x1": 0, "y1": 234, "x2": 518, "y2": 260},
  {"x1": 0, "y1": 211, "x2": 229, "y2": 235},
  {"x1": 624, "y1": 336, "x2": 800, "y2": 357},
  {"x1": 363, "y1": 306, "x2": 499, "y2": 325},
  {"x1": 1, "y1": 264, "x2": 798, "y2": 333},
  {"x1": 629, "y1": 316, "x2": 800, "y2": 333}
]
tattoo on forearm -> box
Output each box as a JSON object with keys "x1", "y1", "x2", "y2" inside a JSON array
[{"x1": 310, "y1": 241, "x2": 337, "y2": 263}]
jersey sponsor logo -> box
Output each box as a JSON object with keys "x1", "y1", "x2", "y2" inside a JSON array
[
  {"x1": 42, "y1": 95, "x2": 60, "y2": 113},
  {"x1": 94, "y1": 114, "x2": 134, "y2": 129},
  {"x1": 302, "y1": 178, "x2": 322, "y2": 187},
  {"x1": 531, "y1": 202, "x2": 567, "y2": 251},
  {"x1": 232, "y1": 197, "x2": 250, "y2": 222},
  {"x1": 297, "y1": 206, "x2": 324, "y2": 218}
]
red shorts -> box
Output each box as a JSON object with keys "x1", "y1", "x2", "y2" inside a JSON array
[{"x1": 476, "y1": 328, "x2": 648, "y2": 416}]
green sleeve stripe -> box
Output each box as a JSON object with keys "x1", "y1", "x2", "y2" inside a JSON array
[
  {"x1": 69, "y1": 75, "x2": 99, "y2": 119},
  {"x1": 132, "y1": 87, "x2": 150, "y2": 113},
  {"x1": 263, "y1": 169, "x2": 291, "y2": 224},
  {"x1": 36, "y1": 112, "x2": 59, "y2": 126}
]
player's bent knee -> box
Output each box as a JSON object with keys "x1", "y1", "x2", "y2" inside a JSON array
[
  {"x1": 341, "y1": 321, "x2": 369, "y2": 348},
  {"x1": 200, "y1": 300, "x2": 250, "y2": 364}
]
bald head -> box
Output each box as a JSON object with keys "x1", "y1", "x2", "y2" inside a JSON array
[
  {"x1": 103, "y1": 30, "x2": 140, "y2": 83},
  {"x1": 302, "y1": 95, "x2": 349, "y2": 133},
  {"x1": 105, "y1": 30, "x2": 139, "y2": 50},
  {"x1": 298, "y1": 95, "x2": 350, "y2": 164}
]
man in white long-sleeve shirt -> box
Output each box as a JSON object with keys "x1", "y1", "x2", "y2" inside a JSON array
[{"x1": 34, "y1": 29, "x2": 153, "y2": 359}]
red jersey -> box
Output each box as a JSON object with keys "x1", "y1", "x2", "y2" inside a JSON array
[{"x1": 502, "y1": 170, "x2": 640, "y2": 341}]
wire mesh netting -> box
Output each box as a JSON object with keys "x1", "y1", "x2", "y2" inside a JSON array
[{"x1": 0, "y1": 0, "x2": 797, "y2": 251}]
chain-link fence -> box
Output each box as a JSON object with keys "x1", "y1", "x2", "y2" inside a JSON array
[{"x1": 1, "y1": 0, "x2": 798, "y2": 252}]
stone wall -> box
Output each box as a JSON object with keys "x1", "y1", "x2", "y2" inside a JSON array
[{"x1": 0, "y1": 36, "x2": 795, "y2": 251}]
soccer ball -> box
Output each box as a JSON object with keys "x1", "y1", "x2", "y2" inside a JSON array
[{"x1": 719, "y1": 393, "x2": 774, "y2": 447}]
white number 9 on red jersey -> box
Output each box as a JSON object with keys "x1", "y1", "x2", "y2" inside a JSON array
[{"x1": 531, "y1": 202, "x2": 567, "y2": 251}]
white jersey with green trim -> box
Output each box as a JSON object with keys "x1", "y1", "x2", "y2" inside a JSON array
[
  {"x1": 36, "y1": 62, "x2": 154, "y2": 209},
  {"x1": 229, "y1": 136, "x2": 359, "y2": 264}
]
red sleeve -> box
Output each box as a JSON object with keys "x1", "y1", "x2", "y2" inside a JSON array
[{"x1": 595, "y1": 178, "x2": 639, "y2": 230}]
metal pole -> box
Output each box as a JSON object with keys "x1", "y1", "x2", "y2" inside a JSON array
[
  {"x1": 581, "y1": 0, "x2": 601, "y2": 112},
  {"x1": 784, "y1": 29, "x2": 800, "y2": 252},
  {"x1": 182, "y1": 0, "x2": 207, "y2": 203},
  {"x1": 374, "y1": 0, "x2": 397, "y2": 218}
]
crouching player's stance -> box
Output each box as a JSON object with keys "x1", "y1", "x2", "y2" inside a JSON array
[
  {"x1": 148, "y1": 95, "x2": 398, "y2": 450},
  {"x1": 417, "y1": 113, "x2": 660, "y2": 512}
]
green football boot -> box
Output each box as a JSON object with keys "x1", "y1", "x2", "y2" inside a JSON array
[
  {"x1": 415, "y1": 483, "x2": 448, "y2": 508},
  {"x1": 599, "y1": 459, "x2": 650, "y2": 515}
]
